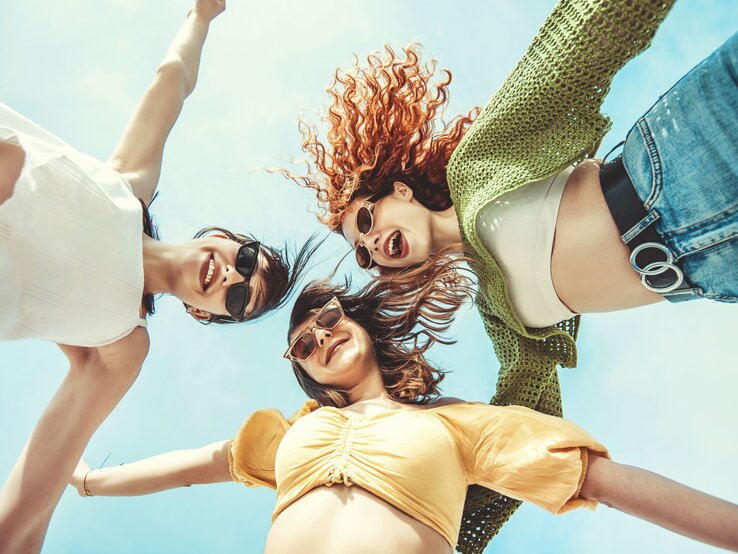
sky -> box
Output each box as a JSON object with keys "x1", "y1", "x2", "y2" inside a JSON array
[{"x1": 0, "y1": 1, "x2": 737, "y2": 553}]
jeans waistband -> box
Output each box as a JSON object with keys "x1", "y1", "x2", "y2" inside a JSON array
[{"x1": 599, "y1": 156, "x2": 695, "y2": 301}]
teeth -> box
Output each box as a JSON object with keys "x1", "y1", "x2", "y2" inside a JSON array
[
  {"x1": 204, "y1": 257, "x2": 214, "y2": 289},
  {"x1": 390, "y1": 232, "x2": 401, "y2": 256}
]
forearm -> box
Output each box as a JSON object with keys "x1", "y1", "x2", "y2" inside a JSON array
[
  {"x1": 82, "y1": 441, "x2": 232, "y2": 497},
  {"x1": 160, "y1": 10, "x2": 211, "y2": 97},
  {"x1": 0, "y1": 350, "x2": 143, "y2": 552},
  {"x1": 581, "y1": 455, "x2": 738, "y2": 551},
  {"x1": 107, "y1": 2, "x2": 223, "y2": 201}
]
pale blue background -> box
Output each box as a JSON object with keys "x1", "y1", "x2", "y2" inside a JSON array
[{"x1": 1, "y1": 1, "x2": 736, "y2": 552}]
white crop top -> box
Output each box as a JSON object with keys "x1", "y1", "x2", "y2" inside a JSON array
[
  {"x1": 0, "y1": 102, "x2": 147, "y2": 347},
  {"x1": 475, "y1": 167, "x2": 577, "y2": 328}
]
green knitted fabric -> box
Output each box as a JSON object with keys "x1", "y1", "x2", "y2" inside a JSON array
[{"x1": 446, "y1": 1, "x2": 675, "y2": 552}]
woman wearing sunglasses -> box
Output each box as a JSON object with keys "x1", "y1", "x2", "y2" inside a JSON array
[
  {"x1": 286, "y1": 4, "x2": 738, "y2": 393},
  {"x1": 285, "y1": 2, "x2": 738, "y2": 527},
  {"x1": 68, "y1": 272, "x2": 738, "y2": 553},
  {"x1": 0, "y1": 1, "x2": 316, "y2": 550}
]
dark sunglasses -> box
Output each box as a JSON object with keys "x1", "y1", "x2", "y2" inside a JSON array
[
  {"x1": 284, "y1": 297, "x2": 345, "y2": 361},
  {"x1": 225, "y1": 240, "x2": 261, "y2": 321},
  {"x1": 354, "y1": 193, "x2": 385, "y2": 269}
]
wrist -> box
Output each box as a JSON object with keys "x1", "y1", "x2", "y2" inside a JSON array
[
  {"x1": 187, "y1": 9, "x2": 214, "y2": 26},
  {"x1": 82, "y1": 469, "x2": 94, "y2": 497}
]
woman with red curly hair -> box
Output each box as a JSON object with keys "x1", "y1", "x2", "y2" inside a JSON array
[{"x1": 288, "y1": 2, "x2": 737, "y2": 426}]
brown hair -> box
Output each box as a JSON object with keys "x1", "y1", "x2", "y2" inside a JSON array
[
  {"x1": 288, "y1": 255, "x2": 475, "y2": 407},
  {"x1": 187, "y1": 228, "x2": 324, "y2": 324},
  {"x1": 284, "y1": 44, "x2": 479, "y2": 231}
]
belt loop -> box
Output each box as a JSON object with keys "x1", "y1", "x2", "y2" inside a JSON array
[{"x1": 602, "y1": 140, "x2": 625, "y2": 164}]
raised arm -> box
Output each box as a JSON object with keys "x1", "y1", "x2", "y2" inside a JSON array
[
  {"x1": 106, "y1": 0, "x2": 225, "y2": 204},
  {"x1": 580, "y1": 454, "x2": 738, "y2": 552},
  {"x1": 71, "y1": 440, "x2": 232, "y2": 497}
]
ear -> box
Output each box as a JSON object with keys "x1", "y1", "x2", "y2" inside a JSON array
[
  {"x1": 391, "y1": 181, "x2": 414, "y2": 202},
  {"x1": 186, "y1": 305, "x2": 212, "y2": 322}
]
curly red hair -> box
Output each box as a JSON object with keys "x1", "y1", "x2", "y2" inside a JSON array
[{"x1": 287, "y1": 44, "x2": 479, "y2": 231}]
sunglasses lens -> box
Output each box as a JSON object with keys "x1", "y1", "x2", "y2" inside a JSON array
[
  {"x1": 291, "y1": 333, "x2": 318, "y2": 360},
  {"x1": 355, "y1": 245, "x2": 373, "y2": 269},
  {"x1": 356, "y1": 206, "x2": 373, "y2": 234},
  {"x1": 226, "y1": 285, "x2": 248, "y2": 319},
  {"x1": 236, "y1": 243, "x2": 259, "y2": 277},
  {"x1": 316, "y1": 305, "x2": 343, "y2": 329}
]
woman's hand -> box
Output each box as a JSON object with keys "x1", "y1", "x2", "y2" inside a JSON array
[
  {"x1": 189, "y1": 0, "x2": 225, "y2": 22},
  {"x1": 70, "y1": 458, "x2": 92, "y2": 497}
]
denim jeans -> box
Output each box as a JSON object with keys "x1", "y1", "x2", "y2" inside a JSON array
[{"x1": 622, "y1": 31, "x2": 738, "y2": 303}]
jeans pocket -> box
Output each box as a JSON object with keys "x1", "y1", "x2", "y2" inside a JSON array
[
  {"x1": 681, "y1": 237, "x2": 738, "y2": 302},
  {"x1": 623, "y1": 118, "x2": 663, "y2": 212}
]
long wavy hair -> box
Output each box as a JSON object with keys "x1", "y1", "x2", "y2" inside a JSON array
[
  {"x1": 288, "y1": 255, "x2": 475, "y2": 407},
  {"x1": 285, "y1": 44, "x2": 479, "y2": 232},
  {"x1": 186, "y1": 228, "x2": 324, "y2": 324}
]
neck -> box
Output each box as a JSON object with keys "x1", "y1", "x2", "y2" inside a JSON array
[
  {"x1": 142, "y1": 235, "x2": 178, "y2": 295},
  {"x1": 347, "y1": 364, "x2": 390, "y2": 404},
  {"x1": 429, "y1": 206, "x2": 463, "y2": 254}
]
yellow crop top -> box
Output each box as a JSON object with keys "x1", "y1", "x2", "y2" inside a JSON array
[{"x1": 228, "y1": 401, "x2": 609, "y2": 547}]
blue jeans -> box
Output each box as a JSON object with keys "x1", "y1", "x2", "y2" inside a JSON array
[{"x1": 622, "y1": 31, "x2": 738, "y2": 303}]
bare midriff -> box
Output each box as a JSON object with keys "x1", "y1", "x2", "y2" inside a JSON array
[
  {"x1": 265, "y1": 485, "x2": 453, "y2": 554},
  {"x1": 552, "y1": 159, "x2": 664, "y2": 313}
]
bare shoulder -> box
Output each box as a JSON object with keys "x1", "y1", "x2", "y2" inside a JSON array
[
  {"x1": 98, "y1": 326, "x2": 150, "y2": 369},
  {"x1": 59, "y1": 326, "x2": 150, "y2": 372}
]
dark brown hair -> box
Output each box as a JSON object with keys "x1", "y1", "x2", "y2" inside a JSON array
[
  {"x1": 284, "y1": 44, "x2": 479, "y2": 231},
  {"x1": 188, "y1": 228, "x2": 324, "y2": 324},
  {"x1": 288, "y1": 255, "x2": 475, "y2": 407},
  {"x1": 139, "y1": 199, "x2": 159, "y2": 316}
]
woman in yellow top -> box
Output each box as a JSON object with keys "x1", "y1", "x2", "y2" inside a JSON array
[{"x1": 70, "y1": 268, "x2": 738, "y2": 553}]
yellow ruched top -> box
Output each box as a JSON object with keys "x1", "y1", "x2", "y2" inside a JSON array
[{"x1": 228, "y1": 400, "x2": 609, "y2": 546}]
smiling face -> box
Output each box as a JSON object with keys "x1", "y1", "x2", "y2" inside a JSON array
[
  {"x1": 172, "y1": 236, "x2": 266, "y2": 320},
  {"x1": 289, "y1": 302, "x2": 377, "y2": 390},
  {"x1": 341, "y1": 182, "x2": 434, "y2": 270}
]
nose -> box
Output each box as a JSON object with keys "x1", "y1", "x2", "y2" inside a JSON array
[
  {"x1": 314, "y1": 327, "x2": 332, "y2": 347},
  {"x1": 222, "y1": 263, "x2": 246, "y2": 286},
  {"x1": 361, "y1": 229, "x2": 382, "y2": 252}
]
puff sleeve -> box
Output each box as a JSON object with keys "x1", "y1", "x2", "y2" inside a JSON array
[
  {"x1": 439, "y1": 403, "x2": 609, "y2": 515},
  {"x1": 228, "y1": 400, "x2": 318, "y2": 488}
]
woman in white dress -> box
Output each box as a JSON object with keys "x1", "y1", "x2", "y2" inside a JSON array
[{"x1": 0, "y1": 1, "x2": 314, "y2": 550}]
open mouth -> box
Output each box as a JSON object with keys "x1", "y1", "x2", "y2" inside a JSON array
[
  {"x1": 383, "y1": 230, "x2": 407, "y2": 259},
  {"x1": 325, "y1": 337, "x2": 349, "y2": 365},
  {"x1": 200, "y1": 254, "x2": 217, "y2": 292}
]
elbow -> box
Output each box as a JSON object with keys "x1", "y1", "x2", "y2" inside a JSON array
[{"x1": 156, "y1": 57, "x2": 196, "y2": 97}]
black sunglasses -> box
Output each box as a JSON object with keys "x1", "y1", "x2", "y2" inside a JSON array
[
  {"x1": 225, "y1": 240, "x2": 261, "y2": 321},
  {"x1": 284, "y1": 297, "x2": 345, "y2": 361},
  {"x1": 354, "y1": 193, "x2": 385, "y2": 269}
]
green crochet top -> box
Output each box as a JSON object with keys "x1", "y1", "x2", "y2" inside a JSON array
[{"x1": 446, "y1": 1, "x2": 674, "y2": 552}]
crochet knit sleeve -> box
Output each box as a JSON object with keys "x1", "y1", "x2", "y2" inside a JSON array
[{"x1": 448, "y1": 0, "x2": 675, "y2": 207}]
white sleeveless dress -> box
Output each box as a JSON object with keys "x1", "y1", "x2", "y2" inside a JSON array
[{"x1": 0, "y1": 102, "x2": 147, "y2": 347}]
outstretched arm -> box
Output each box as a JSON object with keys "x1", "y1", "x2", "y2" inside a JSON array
[
  {"x1": 70, "y1": 440, "x2": 232, "y2": 497},
  {"x1": 106, "y1": 0, "x2": 225, "y2": 204},
  {"x1": 580, "y1": 454, "x2": 738, "y2": 551},
  {"x1": 0, "y1": 330, "x2": 149, "y2": 553}
]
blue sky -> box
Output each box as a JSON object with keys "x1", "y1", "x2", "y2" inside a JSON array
[{"x1": 1, "y1": 1, "x2": 736, "y2": 552}]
